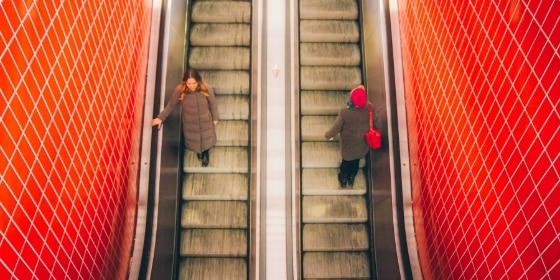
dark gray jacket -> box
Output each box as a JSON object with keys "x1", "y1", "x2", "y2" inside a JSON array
[
  {"x1": 325, "y1": 105, "x2": 370, "y2": 160},
  {"x1": 157, "y1": 84, "x2": 219, "y2": 153}
]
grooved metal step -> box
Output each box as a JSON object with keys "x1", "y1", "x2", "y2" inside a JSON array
[
  {"x1": 216, "y1": 95, "x2": 250, "y2": 120},
  {"x1": 302, "y1": 224, "x2": 369, "y2": 251},
  {"x1": 302, "y1": 141, "x2": 340, "y2": 168},
  {"x1": 183, "y1": 147, "x2": 248, "y2": 173},
  {"x1": 302, "y1": 196, "x2": 368, "y2": 223},
  {"x1": 299, "y1": 0, "x2": 358, "y2": 20},
  {"x1": 301, "y1": 142, "x2": 365, "y2": 168},
  {"x1": 192, "y1": 1, "x2": 251, "y2": 23},
  {"x1": 215, "y1": 120, "x2": 249, "y2": 146},
  {"x1": 189, "y1": 47, "x2": 250, "y2": 69},
  {"x1": 300, "y1": 90, "x2": 348, "y2": 115},
  {"x1": 301, "y1": 115, "x2": 338, "y2": 141},
  {"x1": 300, "y1": 43, "x2": 361, "y2": 66},
  {"x1": 180, "y1": 229, "x2": 247, "y2": 256},
  {"x1": 199, "y1": 70, "x2": 250, "y2": 94},
  {"x1": 190, "y1": 23, "x2": 251, "y2": 46},
  {"x1": 299, "y1": 20, "x2": 360, "y2": 42},
  {"x1": 182, "y1": 173, "x2": 248, "y2": 200},
  {"x1": 179, "y1": 258, "x2": 247, "y2": 279},
  {"x1": 303, "y1": 252, "x2": 370, "y2": 279},
  {"x1": 302, "y1": 168, "x2": 366, "y2": 195},
  {"x1": 300, "y1": 66, "x2": 362, "y2": 90},
  {"x1": 181, "y1": 201, "x2": 247, "y2": 228}
]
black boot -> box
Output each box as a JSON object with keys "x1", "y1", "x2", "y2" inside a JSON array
[
  {"x1": 347, "y1": 170, "x2": 358, "y2": 187},
  {"x1": 197, "y1": 153, "x2": 203, "y2": 161},
  {"x1": 338, "y1": 172, "x2": 347, "y2": 188},
  {"x1": 347, "y1": 174, "x2": 356, "y2": 187},
  {"x1": 201, "y1": 150, "x2": 209, "y2": 167}
]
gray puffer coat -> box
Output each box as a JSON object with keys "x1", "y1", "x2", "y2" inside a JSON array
[
  {"x1": 324, "y1": 105, "x2": 370, "y2": 161},
  {"x1": 157, "y1": 84, "x2": 219, "y2": 153}
]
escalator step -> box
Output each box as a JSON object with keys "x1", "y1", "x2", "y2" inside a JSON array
[
  {"x1": 303, "y1": 252, "x2": 370, "y2": 279},
  {"x1": 191, "y1": 1, "x2": 251, "y2": 23},
  {"x1": 300, "y1": 66, "x2": 362, "y2": 90},
  {"x1": 200, "y1": 70, "x2": 250, "y2": 95},
  {"x1": 302, "y1": 141, "x2": 340, "y2": 168},
  {"x1": 216, "y1": 120, "x2": 249, "y2": 146},
  {"x1": 216, "y1": 95, "x2": 250, "y2": 120},
  {"x1": 301, "y1": 142, "x2": 365, "y2": 168},
  {"x1": 300, "y1": 90, "x2": 348, "y2": 115},
  {"x1": 302, "y1": 224, "x2": 369, "y2": 251},
  {"x1": 180, "y1": 229, "x2": 247, "y2": 257},
  {"x1": 183, "y1": 173, "x2": 248, "y2": 200},
  {"x1": 300, "y1": 43, "x2": 361, "y2": 66},
  {"x1": 189, "y1": 47, "x2": 250, "y2": 70},
  {"x1": 299, "y1": 0, "x2": 358, "y2": 20},
  {"x1": 184, "y1": 147, "x2": 248, "y2": 173},
  {"x1": 301, "y1": 115, "x2": 338, "y2": 141},
  {"x1": 181, "y1": 201, "x2": 247, "y2": 228},
  {"x1": 302, "y1": 168, "x2": 366, "y2": 195},
  {"x1": 190, "y1": 23, "x2": 251, "y2": 46},
  {"x1": 179, "y1": 257, "x2": 247, "y2": 280},
  {"x1": 302, "y1": 196, "x2": 367, "y2": 223},
  {"x1": 300, "y1": 20, "x2": 360, "y2": 43}
]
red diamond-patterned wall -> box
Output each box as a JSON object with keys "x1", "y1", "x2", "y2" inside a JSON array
[
  {"x1": 1, "y1": 1, "x2": 151, "y2": 279},
  {"x1": 397, "y1": 0, "x2": 559, "y2": 279}
]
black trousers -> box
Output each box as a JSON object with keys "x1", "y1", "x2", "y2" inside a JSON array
[{"x1": 339, "y1": 159, "x2": 359, "y2": 180}]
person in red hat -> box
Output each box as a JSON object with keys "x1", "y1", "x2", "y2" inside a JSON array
[{"x1": 324, "y1": 85, "x2": 370, "y2": 187}]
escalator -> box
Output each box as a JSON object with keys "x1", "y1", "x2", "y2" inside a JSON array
[
  {"x1": 147, "y1": 0, "x2": 405, "y2": 279},
  {"x1": 298, "y1": 0, "x2": 373, "y2": 278},
  {"x1": 178, "y1": 0, "x2": 252, "y2": 278}
]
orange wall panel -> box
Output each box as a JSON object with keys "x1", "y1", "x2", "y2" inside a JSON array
[{"x1": 1, "y1": 0, "x2": 151, "y2": 279}]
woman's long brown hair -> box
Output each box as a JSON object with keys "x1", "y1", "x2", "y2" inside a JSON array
[{"x1": 180, "y1": 68, "x2": 209, "y2": 100}]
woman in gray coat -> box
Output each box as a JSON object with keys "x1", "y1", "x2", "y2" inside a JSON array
[
  {"x1": 152, "y1": 69, "x2": 219, "y2": 167},
  {"x1": 325, "y1": 85, "x2": 370, "y2": 187}
]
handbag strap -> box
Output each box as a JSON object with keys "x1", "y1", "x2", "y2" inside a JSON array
[{"x1": 368, "y1": 104, "x2": 373, "y2": 128}]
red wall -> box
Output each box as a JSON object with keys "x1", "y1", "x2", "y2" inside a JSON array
[
  {"x1": 1, "y1": 1, "x2": 151, "y2": 279},
  {"x1": 397, "y1": 0, "x2": 559, "y2": 279}
]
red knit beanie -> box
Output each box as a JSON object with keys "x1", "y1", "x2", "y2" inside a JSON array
[{"x1": 350, "y1": 87, "x2": 367, "y2": 108}]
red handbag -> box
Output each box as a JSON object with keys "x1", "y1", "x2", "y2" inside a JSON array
[{"x1": 365, "y1": 104, "x2": 381, "y2": 149}]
